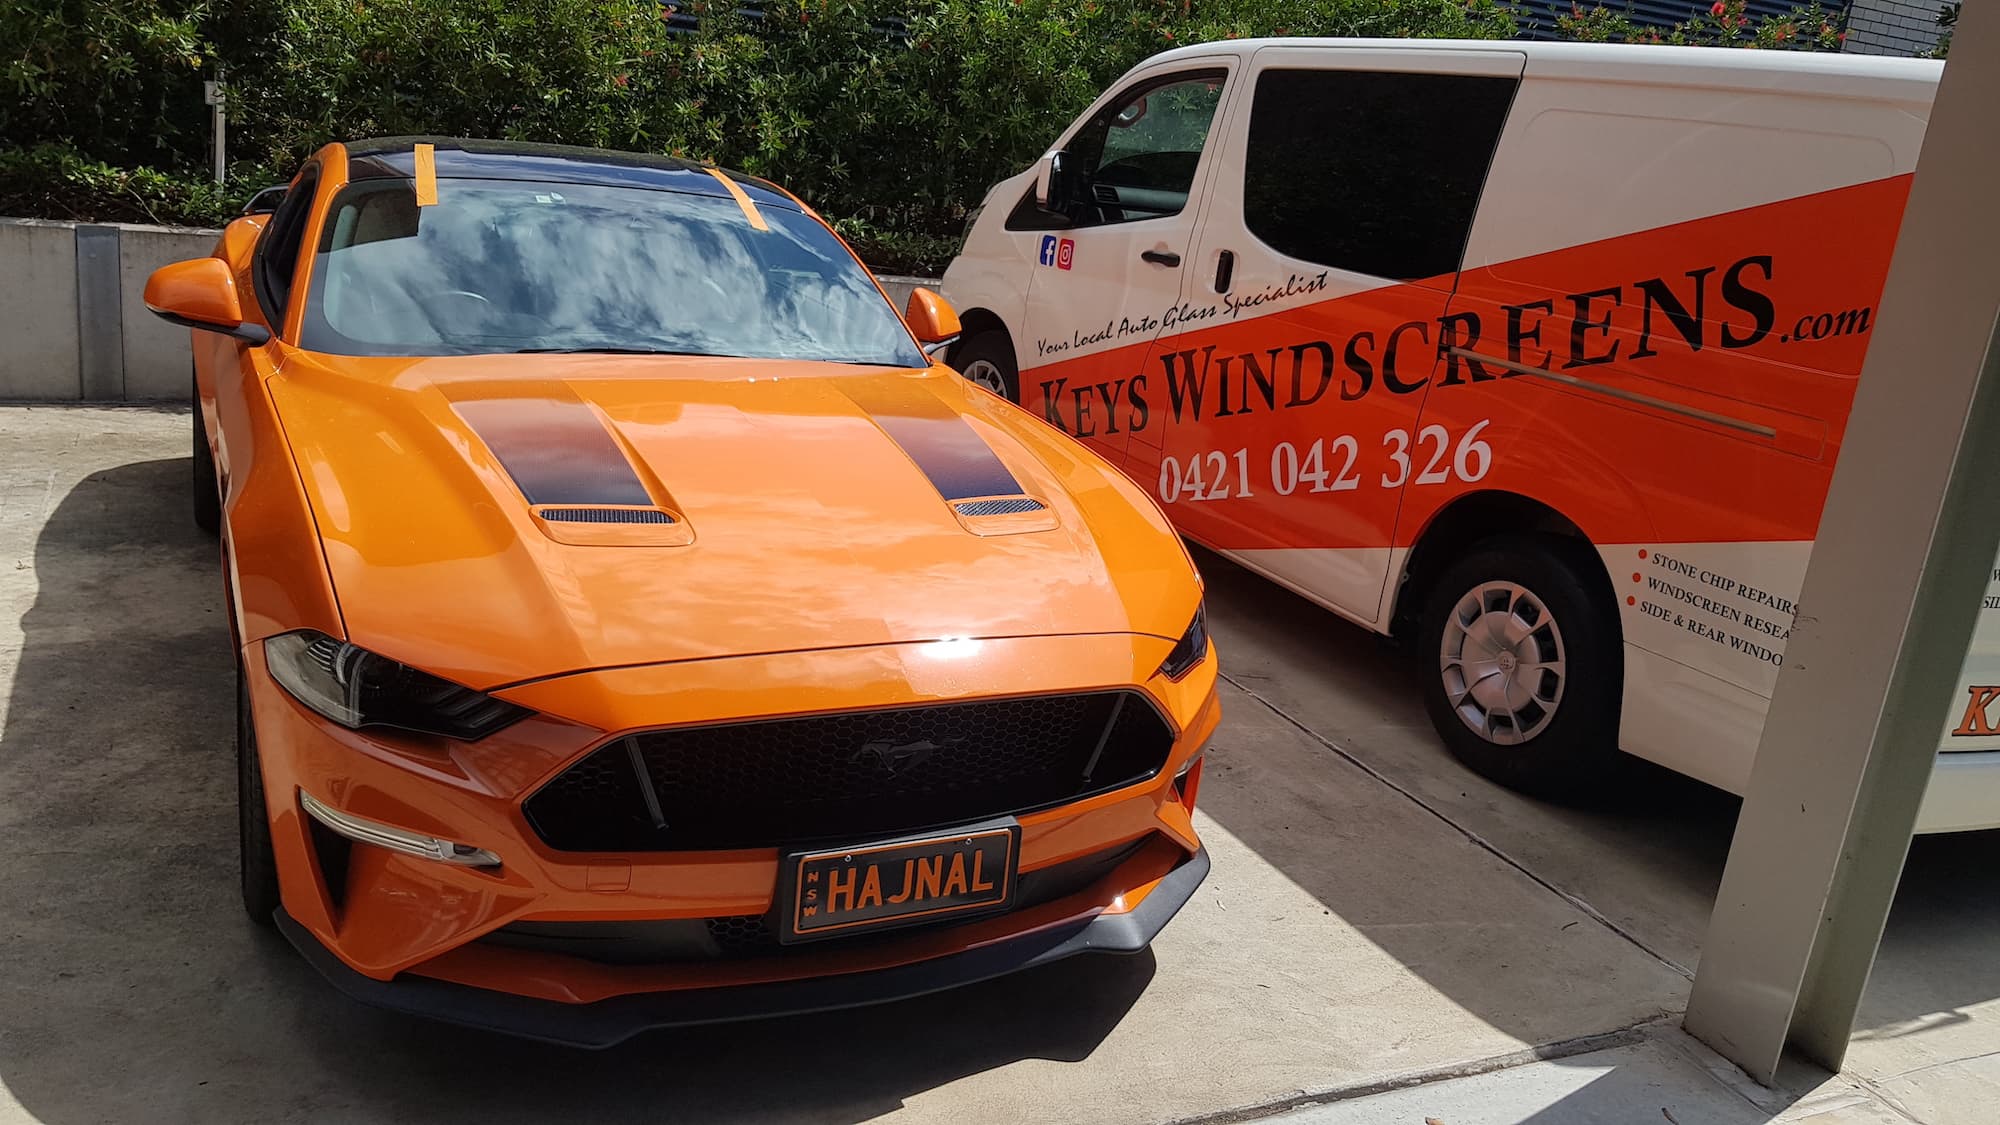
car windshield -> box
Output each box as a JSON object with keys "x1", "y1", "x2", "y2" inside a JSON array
[{"x1": 299, "y1": 177, "x2": 926, "y2": 366}]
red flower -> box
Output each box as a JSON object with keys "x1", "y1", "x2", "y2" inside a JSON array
[
  {"x1": 613, "y1": 73, "x2": 629, "y2": 87},
  {"x1": 1711, "y1": 1, "x2": 1725, "y2": 13}
]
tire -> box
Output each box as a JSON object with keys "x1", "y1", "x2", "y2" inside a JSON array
[
  {"x1": 950, "y1": 329, "x2": 1019, "y2": 404},
  {"x1": 238, "y1": 662, "x2": 282, "y2": 926},
  {"x1": 192, "y1": 368, "x2": 221, "y2": 535},
  {"x1": 1417, "y1": 534, "x2": 1622, "y2": 799}
]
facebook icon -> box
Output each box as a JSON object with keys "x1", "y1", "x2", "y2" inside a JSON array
[{"x1": 1039, "y1": 235, "x2": 1059, "y2": 267}]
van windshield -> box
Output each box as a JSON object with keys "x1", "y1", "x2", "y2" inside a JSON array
[{"x1": 299, "y1": 178, "x2": 925, "y2": 366}]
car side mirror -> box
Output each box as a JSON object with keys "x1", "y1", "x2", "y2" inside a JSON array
[
  {"x1": 143, "y1": 258, "x2": 270, "y2": 344},
  {"x1": 241, "y1": 184, "x2": 288, "y2": 216},
  {"x1": 1034, "y1": 150, "x2": 1076, "y2": 211},
  {"x1": 904, "y1": 287, "x2": 962, "y2": 350}
]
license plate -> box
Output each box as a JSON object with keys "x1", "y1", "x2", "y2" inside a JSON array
[{"x1": 780, "y1": 822, "x2": 1020, "y2": 943}]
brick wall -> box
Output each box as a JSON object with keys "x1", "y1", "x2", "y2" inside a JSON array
[{"x1": 1843, "y1": 0, "x2": 1952, "y2": 55}]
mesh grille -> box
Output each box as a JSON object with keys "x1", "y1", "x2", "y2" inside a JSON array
[
  {"x1": 954, "y1": 497, "x2": 1046, "y2": 517},
  {"x1": 538, "y1": 507, "x2": 676, "y2": 524},
  {"x1": 704, "y1": 915, "x2": 775, "y2": 955},
  {"x1": 524, "y1": 691, "x2": 1174, "y2": 852}
]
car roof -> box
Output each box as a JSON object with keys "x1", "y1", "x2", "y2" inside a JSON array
[{"x1": 339, "y1": 137, "x2": 800, "y2": 212}]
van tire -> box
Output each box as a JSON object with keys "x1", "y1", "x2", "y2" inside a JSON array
[
  {"x1": 192, "y1": 368, "x2": 221, "y2": 535},
  {"x1": 951, "y1": 330, "x2": 1019, "y2": 404},
  {"x1": 1417, "y1": 535, "x2": 1621, "y2": 798},
  {"x1": 239, "y1": 662, "x2": 282, "y2": 927}
]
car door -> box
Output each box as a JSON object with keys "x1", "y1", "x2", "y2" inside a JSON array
[
  {"x1": 204, "y1": 162, "x2": 320, "y2": 494},
  {"x1": 1011, "y1": 60, "x2": 1237, "y2": 469},
  {"x1": 1141, "y1": 45, "x2": 1524, "y2": 626}
]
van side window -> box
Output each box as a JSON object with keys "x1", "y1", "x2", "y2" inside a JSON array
[
  {"x1": 1060, "y1": 70, "x2": 1227, "y2": 229},
  {"x1": 1243, "y1": 69, "x2": 1516, "y2": 282}
]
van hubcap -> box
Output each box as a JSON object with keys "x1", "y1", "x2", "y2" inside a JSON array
[
  {"x1": 962, "y1": 359, "x2": 1007, "y2": 396},
  {"x1": 1440, "y1": 581, "x2": 1567, "y2": 746}
]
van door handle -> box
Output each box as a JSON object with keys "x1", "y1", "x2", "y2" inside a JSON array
[
  {"x1": 1214, "y1": 249, "x2": 1235, "y2": 293},
  {"x1": 1140, "y1": 249, "x2": 1181, "y2": 267}
]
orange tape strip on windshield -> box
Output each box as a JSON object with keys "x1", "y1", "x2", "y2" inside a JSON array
[
  {"x1": 413, "y1": 143, "x2": 438, "y2": 207},
  {"x1": 703, "y1": 167, "x2": 770, "y2": 232}
]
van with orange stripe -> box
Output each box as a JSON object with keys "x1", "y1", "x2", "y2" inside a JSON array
[{"x1": 941, "y1": 40, "x2": 2000, "y2": 829}]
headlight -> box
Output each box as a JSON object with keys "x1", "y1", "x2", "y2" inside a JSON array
[
  {"x1": 264, "y1": 630, "x2": 529, "y2": 740},
  {"x1": 1155, "y1": 603, "x2": 1210, "y2": 681}
]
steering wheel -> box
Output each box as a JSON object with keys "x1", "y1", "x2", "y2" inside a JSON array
[{"x1": 411, "y1": 288, "x2": 497, "y2": 332}]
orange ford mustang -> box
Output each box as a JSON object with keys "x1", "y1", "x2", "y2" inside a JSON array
[{"x1": 143, "y1": 138, "x2": 1218, "y2": 1046}]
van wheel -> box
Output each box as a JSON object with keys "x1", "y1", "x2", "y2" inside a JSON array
[
  {"x1": 1417, "y1": 535, "x2": 1621, "y2": 798},
  {"x1": 192, "y1": 368, "x2": 221, "y2": 535},
  {"x1": 952, "y1": 330, "x2": 1019, "y2": 404},
  {"x1": 239, "y1": 662, "x2": 282, "y2": 926}
]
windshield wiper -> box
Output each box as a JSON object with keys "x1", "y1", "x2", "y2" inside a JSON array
[{"x1": 511, "y1": 346, "x2": 711, "y2": 356}]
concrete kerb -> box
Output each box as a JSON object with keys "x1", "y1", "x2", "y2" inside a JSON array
[{"x1": 0, "y1": 216, "x2": 943, "y2": 404}]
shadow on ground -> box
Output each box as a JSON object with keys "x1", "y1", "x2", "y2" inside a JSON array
[
  {"x1": 5, "y1": 454, "x2": 1990, "y2": 1124},
  {"x1": 0, "y1": 458, "x2": 1152, "y2": 1125},
  {"x1": 1189, "y1": 541, "x2": 2000, "y2": 1050}
]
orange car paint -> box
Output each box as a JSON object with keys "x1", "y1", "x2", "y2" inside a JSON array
[{"x1": 175, "y1": 140, "x2": 1216, "y2": 1015}]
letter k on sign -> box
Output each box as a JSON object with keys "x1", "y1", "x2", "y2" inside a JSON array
[{"x1": 1953, "y1": 686, "x2": 2000, "y2": 736}]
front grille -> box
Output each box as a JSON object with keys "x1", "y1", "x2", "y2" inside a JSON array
[
  {"x1": 480, "y1": 837, "x2": 1152, "y2": 964},
  {"x1": 523, "y1": 690, "x2": 1174, "y2": 852},
  {"x1": 705, "y1": 914, "x2": 774, "y2": 956}
]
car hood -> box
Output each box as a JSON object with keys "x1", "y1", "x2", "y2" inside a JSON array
[{"x1": 268, "y1": 352, "x2": 1198, "y2": 691}]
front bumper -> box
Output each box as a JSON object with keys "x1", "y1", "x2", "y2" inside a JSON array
[
  {"x1": 246, "y1": 630, "x2": 1219, "y2": 1023},
  {"x1": 274, "y1": 845, "x2": 1207, "y2": 1048}
]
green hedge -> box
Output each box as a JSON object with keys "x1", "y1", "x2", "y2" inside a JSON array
[{"x1": 2, "y1": 0, "x2": 1515, "y2": 272}]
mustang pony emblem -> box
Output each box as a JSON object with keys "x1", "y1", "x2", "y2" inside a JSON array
[{"x1": 850, "y1": 738, "x2": 953, "y2": 777}]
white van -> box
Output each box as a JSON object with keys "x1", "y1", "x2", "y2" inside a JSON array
[{"x1": 940, "y1": 39, "x2": 2000, "y2": 830}]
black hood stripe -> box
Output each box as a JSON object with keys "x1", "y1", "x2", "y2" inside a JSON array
[
  {"x1": 842, "y1": 381, "x2": 1023, "y2": 502},
  {"x1": 456, "y1": 397, "x2": 651, "y2": 507}
]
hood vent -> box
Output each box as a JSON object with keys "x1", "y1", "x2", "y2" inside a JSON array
[
  {"x1": 529, "y1": 504, "x2": 694, "y2": 547},
  {"x1": 539, "y1": 507, "x2": 676, "y2": 525},
  {"x1": 954, "y1": 497, "x2": 1046, "y2": 517}
]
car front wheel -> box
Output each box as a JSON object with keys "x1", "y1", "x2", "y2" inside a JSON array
[
  {"x1": 239, "y1": 662, "x2": 281, "y2": 926},
  {"x1": 192, "y1": 367, "x2": 221, "y2": 534}
]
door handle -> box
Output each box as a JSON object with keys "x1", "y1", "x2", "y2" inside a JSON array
[
  {"x1": 1140, "y1": 249, "x2": 1182, "y2": 267},
  {"x1": 1214, "y1": 249, "x2": 1235, "y2": 294}
]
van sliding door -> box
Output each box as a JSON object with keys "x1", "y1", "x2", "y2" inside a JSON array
[{"x1": 1149, "y1": 46, "x2": 1523, "y2": 628}]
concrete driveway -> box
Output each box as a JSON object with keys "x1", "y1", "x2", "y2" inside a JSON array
[{"x1": 0, "y1": 406, "x2": 1990, "y2": 1123}]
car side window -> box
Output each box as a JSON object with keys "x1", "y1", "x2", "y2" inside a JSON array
[
  {"x1": 254, "y1": 166, "x2": 321, "y2": 326},
  {"x1": 1036, "y1": 70, "x2": 1226, "y2": 231},
  {"x1": 1242, "y1": 69, "x2": 1517, "y2": 282}
]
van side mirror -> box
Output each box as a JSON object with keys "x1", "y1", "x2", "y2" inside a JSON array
[
  {"x1": 904, "y1": 287, "x2": 962, "y2": 350},
  {"x1": 1034, "y1": 150, "x2": 1076, "y2": 212},
  {"x1": 143, "y1": 258, "x2": 270, "y2": 344}
]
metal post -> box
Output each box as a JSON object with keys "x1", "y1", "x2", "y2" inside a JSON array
[
  {"x1": 205, "y1": 69, "x2": 227, "y2": 187},
  {"x1": 1683, "y1": 3, "x2": 2000, "y2": 1084}
]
